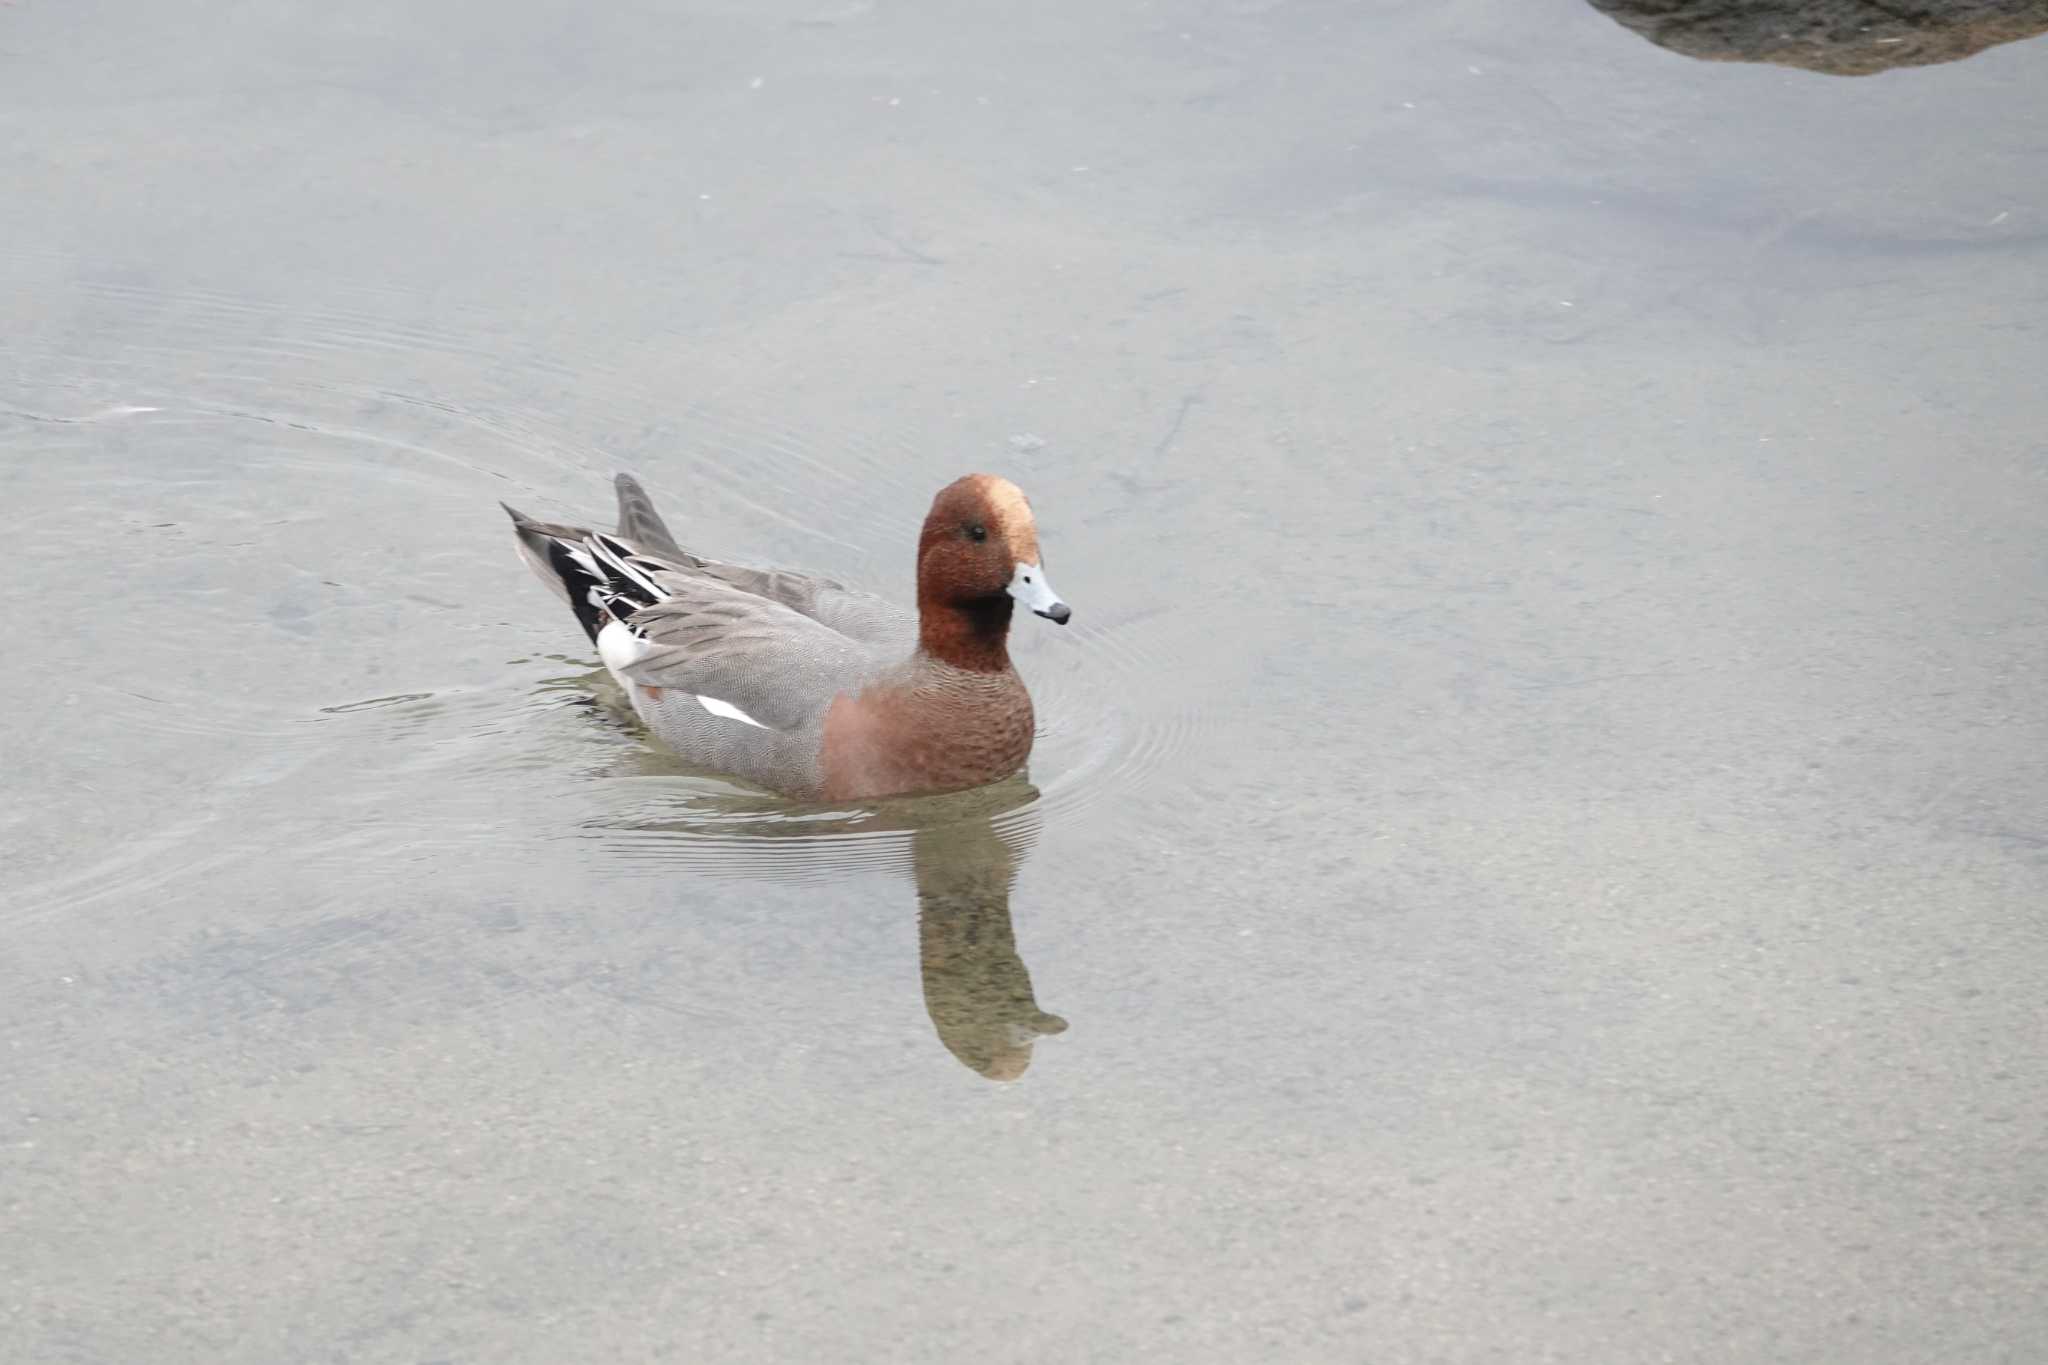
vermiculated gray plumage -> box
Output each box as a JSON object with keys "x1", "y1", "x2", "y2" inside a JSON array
[
  {"x1": 503, "y1": 473, "x2": 917, "y2": 794},
  {"x1": 502, "y1": 470, "x2": 1061, "y2": 800}
]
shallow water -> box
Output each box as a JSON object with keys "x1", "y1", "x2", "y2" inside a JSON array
[{"x1": 4, "y1": 1, "x2": 2046, "y2": 1360}]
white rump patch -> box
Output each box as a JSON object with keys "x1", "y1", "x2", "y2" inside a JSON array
[
  {"x1": 596, "y1": 620, "x2": 653, "y2": 688},
  {"x1": 695, "y1": 694, "x2": 770, "y2": 729}
]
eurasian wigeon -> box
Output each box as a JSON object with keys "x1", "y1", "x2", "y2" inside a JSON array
[{"x1": 503, "y1": 472, "x2": 1071, "y2": 800}]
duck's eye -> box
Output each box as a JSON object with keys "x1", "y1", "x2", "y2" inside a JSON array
[{"x1": 966, "y1": 523, "x2": 987, "y2": 543}]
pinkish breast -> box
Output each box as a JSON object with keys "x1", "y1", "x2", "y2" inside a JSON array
[{"x1": 819, "y1": 675, "x2": 1035, "y2": 801}]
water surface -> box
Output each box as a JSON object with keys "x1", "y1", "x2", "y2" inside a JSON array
[{"x1": 3, "y1": 1, "x2": 2046, "y2": 1360}]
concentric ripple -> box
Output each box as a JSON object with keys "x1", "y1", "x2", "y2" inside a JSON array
[
  {"x1": 536, "y1": 606, "x2": 1212, "y2": 886},
  {"x1": 1, "y1": 259, "x2": 1209, "y2": 909}
]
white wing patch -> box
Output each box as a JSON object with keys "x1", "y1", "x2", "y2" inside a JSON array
[
  {"x1": 695, "y1": 695, "x2": 770, "y2": 729},
  {"x1": 597, "y1": 622, "x2": 771, "y2": 731}
]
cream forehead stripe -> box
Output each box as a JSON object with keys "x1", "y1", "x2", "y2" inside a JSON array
[{"x1": 975, "y1": 476, "x2": 1039, "y2": 559}]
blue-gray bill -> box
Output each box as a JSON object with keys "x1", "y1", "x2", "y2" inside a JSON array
[{"x1": 1007, "y1": 561, "x2": 1071, "y2": 624}]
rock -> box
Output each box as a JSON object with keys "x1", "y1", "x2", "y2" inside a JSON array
[{"x1": 1583, "y1": 0, "x2": 2048, "y2": 74}]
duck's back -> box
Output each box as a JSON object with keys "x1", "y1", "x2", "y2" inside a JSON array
[
  {"x1": 505, "y1": 478, "x2": 917, "y2": 796},
  {"x1": 615, "y1": 472, "x2": 916, "y2": 651},
  {"x1": 601, "y1": 564, "x2": 914, "y2": 797},
  {"x1": 506, "y1": 471, "x2": 1061, "y2": 802}
]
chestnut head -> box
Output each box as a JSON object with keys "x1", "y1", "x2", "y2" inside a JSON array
[{"x1": 916, "y1": 474, "x2": 1071, "y2": 625}]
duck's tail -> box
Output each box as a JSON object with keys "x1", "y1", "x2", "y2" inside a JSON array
[
  {"x1": 500, "y1": 502, "x2": 577, "y2": 604},
  {"x1": 501, "y1": 498, "x2": 668, "y2": 645}
]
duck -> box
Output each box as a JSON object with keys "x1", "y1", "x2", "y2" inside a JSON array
[{"x1": 502, "y1": 472, "x2": 1072, "y2": 801}]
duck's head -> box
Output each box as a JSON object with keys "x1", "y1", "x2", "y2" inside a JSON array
[{"x1": 915, "y1": 474, "x2": 1071, "y2": 629}]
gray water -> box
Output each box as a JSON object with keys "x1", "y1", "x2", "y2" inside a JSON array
[{"x1": 4, "y1": 1, "x2": 2046, "y2": 1361}]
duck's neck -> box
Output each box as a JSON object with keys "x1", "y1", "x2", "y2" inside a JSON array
[{"x1": 918, "y1": 594, "x2": 1015, "y2": 674}]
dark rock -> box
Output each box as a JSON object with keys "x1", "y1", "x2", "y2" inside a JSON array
[{"x1": 1584, "y1": 0, "x2": 2048, "y2": 74}]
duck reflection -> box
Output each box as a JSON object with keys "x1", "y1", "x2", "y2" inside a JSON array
[
  {"x1": 911, "y1": 812, "x2": 1069, "y2": 1080},
  {"x1": 568, "y1": 693, "x2": 1068, "y2": 1081}
]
